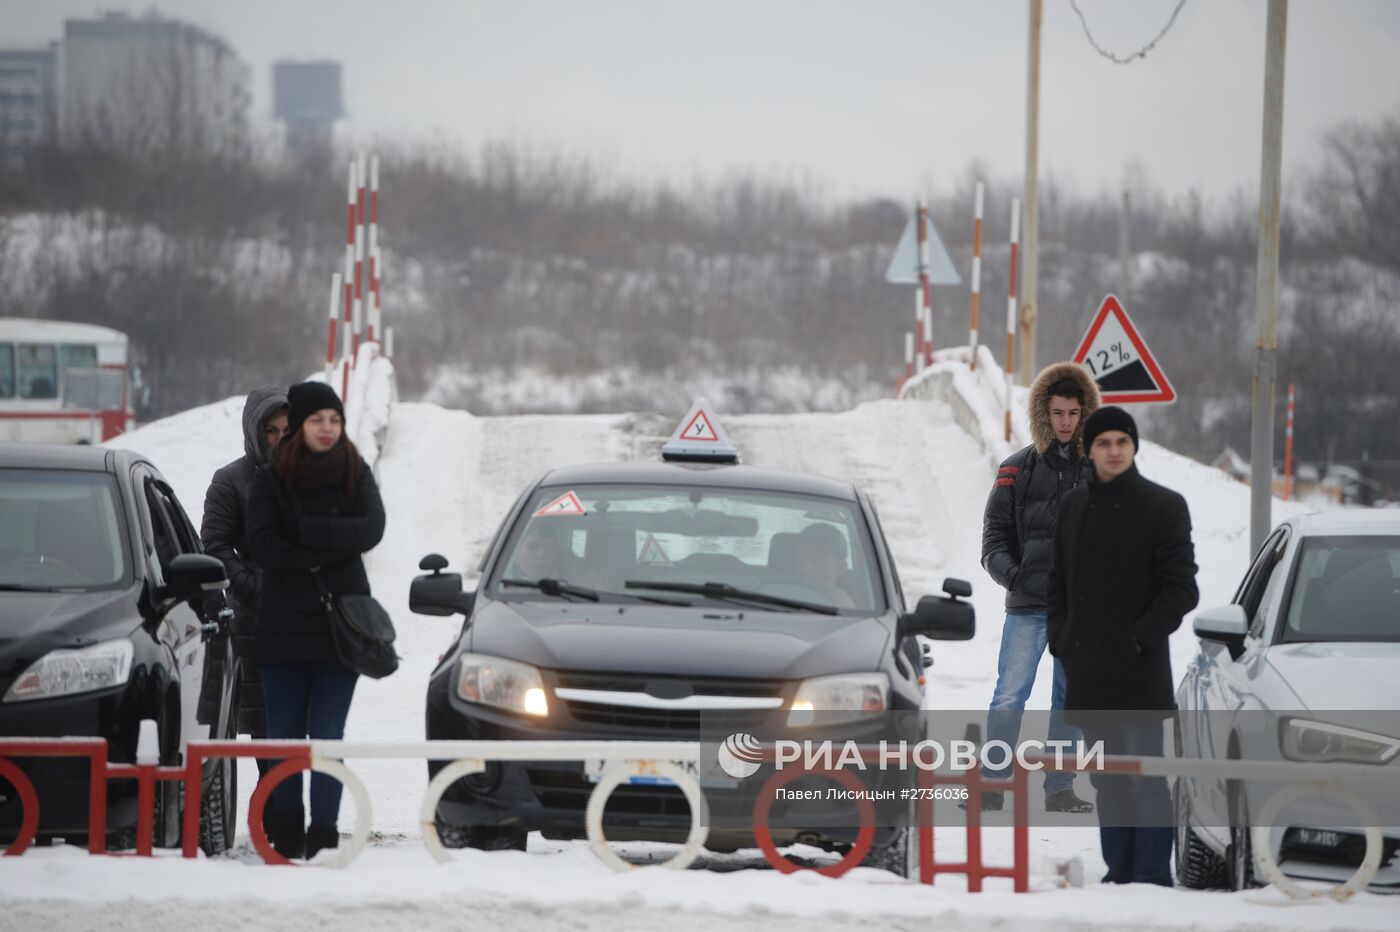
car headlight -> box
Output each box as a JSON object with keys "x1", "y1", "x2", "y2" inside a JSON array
[
  {"x1": 455, "y1": 652, "x2": 548, "y2": 717},
  {"x1": 788, "y1": 673, "x2": 888, "y2": 727},
  {"x1": 2, "y1": 640, "x2": 134, "y2": 703},
  {"x1": 1280, "y1": 718, "x2": 1400, "y2": 765}
]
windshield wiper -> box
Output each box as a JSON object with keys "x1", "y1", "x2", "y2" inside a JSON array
[
  {"x1": 0, "y1": 584, "x2": 61, "y2": 592},
  {"x1": 501, "y1": 578, "x2": 692, "y2": 606},
  {"x1": 502, "y1": 577, "x2": 601, "y2": 602},
  {"x1": 623, "y1": 580, "x2": 840, "y2": 615}
]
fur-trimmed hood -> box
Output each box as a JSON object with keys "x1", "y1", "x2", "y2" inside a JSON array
[{"x1": 1027, "y1": 361, "x2": 1101, "y2": 455}]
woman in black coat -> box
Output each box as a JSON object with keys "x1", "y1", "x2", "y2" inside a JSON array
[
  {"x1": 247, "y1": 381, "x2": 385, "y2": 860},
  {"x1": 196, "y1": 386, "x2": 288, "y2": 744}
]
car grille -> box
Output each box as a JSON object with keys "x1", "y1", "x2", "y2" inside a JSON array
[
  {"x1": 1281, "y1": 828, "x2": 1400, "y2": 869},
  {"x1": 551, "y1": 671, "x2": 786, "y2": 736},
  {"x1": 525, "y1": 767, "x2": 751, "y2": 822}
]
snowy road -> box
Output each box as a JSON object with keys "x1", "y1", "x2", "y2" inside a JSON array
[{"x1": 12, "y1": 392, "x2": 1386, "y2": 931}]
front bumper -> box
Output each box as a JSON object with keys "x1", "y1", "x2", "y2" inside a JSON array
[
  {"x1": 0, "y1": 685, "x2": 141, "y2": 841},
  {"x1": 425, "y1": 674, "x2": 911, "y2": 850}
]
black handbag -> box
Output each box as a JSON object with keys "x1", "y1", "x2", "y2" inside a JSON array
[{"x1": 311, "y1": 569, "x2": 399, "y2": 679}]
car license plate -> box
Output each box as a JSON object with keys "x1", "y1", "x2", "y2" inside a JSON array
[{"x1": 583, "y1": 758, "x2": 735, "y2": 789}]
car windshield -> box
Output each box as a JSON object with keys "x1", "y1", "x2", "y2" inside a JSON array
[
  {"x1": 491, "y1": 483, "x2": 884, "y2": 614},
  {"x1": 0, "y1": 469, "x2": 127, "y2": 590},
  {"x1": 1281, "y1": 535, "x2": 1400, "y2": 643}
]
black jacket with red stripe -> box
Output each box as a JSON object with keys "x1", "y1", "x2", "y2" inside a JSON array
[{"x1": 981, "y1": 442, "x2": 1090, "y2": 612}]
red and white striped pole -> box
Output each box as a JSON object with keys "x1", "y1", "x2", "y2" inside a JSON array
[
  {"x1": 917, "y1": 197, "x2": 933, "y2": 366},
  {"x1": 968, "y1": 182, "x2": 984, "y2": 370},
  {"x1": 367, "y1": 154, "x2": 380, "y2": 343},
  {"x1": 899, "y1": 331, "x2": 914, "y2": 395},
  {"x1": 1005, "y1": 198, "x2": 1021, "y2": 444},
  {"x1": 325, "y1": 272, "x2": 341, "y2": 385},
  {"x1": 1283, "y1": 383, "x2": 1295, "y2": 500},
  {"x1": 914, "y1": 294, "x2": 926, "y2": 375},
  {"x1": 342, "y1": 160, "x2": 356, "y2": 400},
  {"x1": 353, "y1": 151, "x2": 367, "y2": 361}
]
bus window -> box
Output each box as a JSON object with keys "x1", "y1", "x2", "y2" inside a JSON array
[
  {"x1": 17, "y1": 344, "x2": 57, "y2": 399},
  {"x1": 63, "y1": 369, "x2": 125, "y2": 410},
  {"x1": 0, "y1": 343, "x2": 13, "y2": 397},
  {"x1": 60, "y1": 344, "x2": 98, "y2": 371}
]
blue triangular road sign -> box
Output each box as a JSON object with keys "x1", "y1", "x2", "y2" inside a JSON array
[{"x1": 885, "y1": 213, "x2": 961, "y2": 285}]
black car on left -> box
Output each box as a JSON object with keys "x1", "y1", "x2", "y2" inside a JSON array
[{"x1": 0, "y1": 443, "x2": 235, "y2": 852}]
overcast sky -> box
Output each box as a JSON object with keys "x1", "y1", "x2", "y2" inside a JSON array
[{"x1": 5, "y1": 0, "x2": 1399, "y2": 203}]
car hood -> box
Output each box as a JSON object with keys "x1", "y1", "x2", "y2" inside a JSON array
[
  {"x1": 468, "y1": 598, "x2": 891, "y2": 681},
  {"x1": 0, "y1": 589, "x2": 141, "y2": 678},
  {"x1": 1263, "y1": 641, "x2": 1400, "y2": 710}
]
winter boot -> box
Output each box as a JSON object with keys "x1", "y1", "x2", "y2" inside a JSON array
[
  {"x1": 305, "y1": 823, "x2": 340, "y2": 860},
  {"x1": 268, "y1": 809, "x2": 305, "y2": 860}
]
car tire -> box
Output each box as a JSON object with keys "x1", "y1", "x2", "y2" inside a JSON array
[
  {"x1": 859, "y1": 827, "x2": 910, "y2": 877},
  {"x1": 436, "y1": 818, "x2": 527, "y2": 851},
  {"x1": 154, "y1": 711, "x2": 184, "y2": 849},
  {"x1": 1174, "y1": 776, "x2": 1227, "y2": 889},
  {"x1": 199, "y1": 681, "x2": 240, "y2": 857},
  {"x1": 1226, "y1": 783, "x2": 1257, "y2": 891}
]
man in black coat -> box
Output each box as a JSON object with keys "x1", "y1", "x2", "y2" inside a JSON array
[
  {"x1": 978, "y1": 361, "x2": 1100, "y2": 812},
  {"x1": 1048, "y1": 406, "x2": 1199, "y2": 886},
  {"x1": 196, "y1": 387, "x2": 289, "y2": 750}
]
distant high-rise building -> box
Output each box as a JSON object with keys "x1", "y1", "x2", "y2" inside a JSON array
[
  {"x1": 0, "y1": 45, "x2": 57, "y2": 165},
  {"x1": 273, "y1": 60, "x2": 343, "y2": 163},
  {"x1": 59, "y1": 11, "x2": 249, "y2": 159}
]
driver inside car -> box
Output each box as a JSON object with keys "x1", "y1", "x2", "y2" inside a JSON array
[
  {"x1": 508, "y1": 523, "x2": 604, "y2": 588},
  {"x1": 795, "y1": 522, "x2": 855, "y2": 608}
]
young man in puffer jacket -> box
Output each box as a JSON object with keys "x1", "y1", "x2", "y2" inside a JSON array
[{"x1": 975, "y1": 361, "x2": 1100, "y2": 813}]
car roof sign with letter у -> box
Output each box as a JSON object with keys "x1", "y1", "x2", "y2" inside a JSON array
[
  {"x1": 661, "y1": 397, "x2": 740, "y2": 463},
  {"x1": 1071, "y1": 294, "x2": 1177, "y2": 405}
]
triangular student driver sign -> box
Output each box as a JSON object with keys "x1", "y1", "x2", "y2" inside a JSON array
[
  {"x1": 534, "y1": 490, "x2": 586, "y2": 517},
  {"x1": 1071, "y1": 295, "x2": 1176, "y2": 404}
]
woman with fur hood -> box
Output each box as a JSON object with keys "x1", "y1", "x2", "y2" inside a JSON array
[{"x1": 975, "y1": 361, "x2": 1100, "y2": 813}]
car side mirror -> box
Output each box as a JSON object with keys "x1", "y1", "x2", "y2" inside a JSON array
[
  {"x1": 165, "y1": 554, "x2": 228, "y2": 602},
  {"x1": 1193, "y1": 604, "x2": 1248, "y2": 659},
  {"x1": 899, "y1": 579, "x2": 975, "y2": 641},
  {"x1": 411, "y1": 553, "x2": 474, "y2": 617}
]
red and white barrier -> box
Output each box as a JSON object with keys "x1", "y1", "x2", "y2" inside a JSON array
[{"x1": 5, "y1": 734, "x2": 1394, "y2": 897}]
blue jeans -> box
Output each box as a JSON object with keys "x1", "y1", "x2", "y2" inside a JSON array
[
  {"x1": 983, "y1": 611, "x2": 1078, "y2": 795},
  {"x1": 260, "y1": 662, "x2": 359, "y2": 826}
]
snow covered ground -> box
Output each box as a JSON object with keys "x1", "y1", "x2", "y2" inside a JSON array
[{"x1": 5, "y1": 367, "x2": 1393, "y2": 931}]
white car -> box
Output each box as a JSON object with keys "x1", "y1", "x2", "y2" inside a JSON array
[{"x1": 1175, "y1": 510, "x2": 1400, "y2": 892}]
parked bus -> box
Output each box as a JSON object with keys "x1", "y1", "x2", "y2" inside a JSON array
[{"x1": 0, "y1": 318, "x2": 136, "y2": 443}]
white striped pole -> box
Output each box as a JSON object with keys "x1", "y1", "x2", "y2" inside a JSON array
[
  {"x1": 968, "y1": 181, "x2": 984, "y2": 370},
  {"x1": 1283, "y1": 383, "x2": 1295, "y2": 500},
  {"x1": 917, "y1": 197, "x2": 933, "y2": 365},
  {"x1": 370, "y1": 246, "x2": 383, "y2": 347},
  {"x1": 367, "y1": 154, "x2": 380, "y2": 343},
  {"x1": 914, "y1": 293, "x2": 926, "y2": 374},
  {"x1": 325, "y1": 272, "x2": 341, "y2": 385},
  {"x1": 353, "y1": 151, "x2": 367, "y2": 361},
  {"x1": 342, "y1": 160, "x2": 356, "y2": 399},
  {"x1": 1005, "y1": 198, "x2": 1021, "y2": 444}
]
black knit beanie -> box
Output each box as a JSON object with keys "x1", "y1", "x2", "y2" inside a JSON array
[
  {"x1": 286, "y1": 381, "x2": 345, "y2": 438},
  {"x1": 1083, "y1": 405, "x2": 1138, "y2": 452}
]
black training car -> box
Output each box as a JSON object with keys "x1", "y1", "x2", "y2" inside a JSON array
[
  {"x1": 410, "y1": 415, "x2": 973, "y2": 874},
  {"x1": 0, "y1": 443, "x2": 235, "y2": 852}
]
